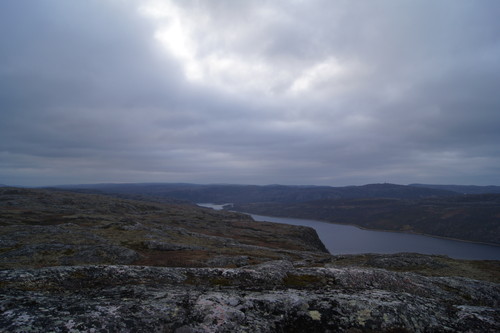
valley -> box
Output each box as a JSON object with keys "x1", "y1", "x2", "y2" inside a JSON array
[
  {"x1": 1, "y1": 185, "x2": 499, "y2": 332},
  {"x1": 56, "y1": 182, "x2": 500, "y2": 245}
]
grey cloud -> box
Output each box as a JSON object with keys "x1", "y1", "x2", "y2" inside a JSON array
[{"x1": 1, "y1": 0, "x2": 499, "y2": 186}]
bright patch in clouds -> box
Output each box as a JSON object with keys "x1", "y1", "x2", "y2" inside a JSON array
[
  {"x1": 138, "y1": 0, "x2": 352, "y2": 95},
  {"x1": 290, "y1": 57, "x2": 345, "y2": 93},
  {"x1": 140, "y1": 1, "x2": 203, "y2": 81}
]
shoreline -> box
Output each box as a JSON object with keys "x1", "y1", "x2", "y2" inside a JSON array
[
  {"x1": 196, "y1": 203, "x2": 500, "y2": 250},
  {"x1": 240, "y1": 211, "x2": 500, "y2": 249}
]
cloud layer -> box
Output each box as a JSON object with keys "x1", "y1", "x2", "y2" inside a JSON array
[{"x1": 1, "y1": 0, "x2": 500, "y2": 186}]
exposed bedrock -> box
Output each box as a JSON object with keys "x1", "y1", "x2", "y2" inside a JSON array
[{"x1": 1, "y1": 260, "x2": 499, "y2": 332}]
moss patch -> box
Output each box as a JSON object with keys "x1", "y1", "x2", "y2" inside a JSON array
[
  {"x1": 209, "y1": 277, "x2": 232, "y2": 286},
  {"x1": 283, "y1": 274, "x2": 324, "y2": 288}
]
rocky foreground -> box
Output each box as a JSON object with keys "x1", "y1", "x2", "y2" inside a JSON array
[
  {"x1": 1, "y1": 187, "x2": 499, "y2": 332},
  {"x1": 1, "y1": 259, "x2": 499, "y2": 332}
]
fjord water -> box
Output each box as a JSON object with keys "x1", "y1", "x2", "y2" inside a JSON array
[
  {"x1": 198, "y1": 203, "x2": 500, "y2": 260},
  {"x1": 250, "y1": 214, "x2": 500, "y2": 260}
]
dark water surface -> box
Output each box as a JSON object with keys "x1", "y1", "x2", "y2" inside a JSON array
[
  {"x1": 198, "y1": 203, "x2": 500, "y2": 260},
  {"x1": 250, "y1": 214, "x2": 500, "y2": 260}
]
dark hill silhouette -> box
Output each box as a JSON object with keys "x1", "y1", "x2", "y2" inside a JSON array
[
  {"x1": 410, "y1": 184, "x2": 500, "y2": 194},
  {"x1": 54, "y1": 182, "x2": 457, "y2": 204}
]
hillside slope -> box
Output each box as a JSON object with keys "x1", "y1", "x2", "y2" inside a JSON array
[
  {"x1": 232, "y1": 194, "x2": 500, "y2": 245},
  {"x1": 0, "y1": 187, "x2": 328, "y2": 269}
]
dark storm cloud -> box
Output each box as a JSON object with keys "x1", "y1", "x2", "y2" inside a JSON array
[{"x1": 1, "y1": 0, "x2": 500, "y2": 186}]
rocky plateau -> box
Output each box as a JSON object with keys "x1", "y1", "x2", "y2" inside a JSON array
[{"x1": 0, "y1": 187, "x2": 499, "y2": 332}]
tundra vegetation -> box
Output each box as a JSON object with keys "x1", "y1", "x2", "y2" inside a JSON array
[{"x1": 0, "y1": 187, "x2": 499, "y2": 332}]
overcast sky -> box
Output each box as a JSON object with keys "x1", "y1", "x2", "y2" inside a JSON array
[{"x1": 1, "y1": 0, "x2": 500, "y2": 187}]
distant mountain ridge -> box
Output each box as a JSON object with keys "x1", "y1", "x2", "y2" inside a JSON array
[
  {"x1": 410, "y1": 183, "x2": 500, "y2": 194},
  {"x1": 53, "y1": 182, "x2": 459, "y2": 204}
]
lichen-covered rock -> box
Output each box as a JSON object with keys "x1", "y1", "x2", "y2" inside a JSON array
[
  {"x1": 206, "y1": 255, "x2": 250, "y2": 267},
  {"x1": 1, "y1": 261, "x2": 498, "y2": 332},
  {"x1": 365, "y1": 252, "x2": 449, "y2": 269}
]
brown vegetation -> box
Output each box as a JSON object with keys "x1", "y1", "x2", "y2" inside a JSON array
[{"x1": 0, "y1": 187, "x2": 328, "y2": 269}]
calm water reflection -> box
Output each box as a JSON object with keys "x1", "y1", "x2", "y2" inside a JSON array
[
  {"x1": 251, "y1": 214, "x2": 500, "y2": 260},
  {"x1": 197, "y1": 203, "x2": 500, "y2": 260}
]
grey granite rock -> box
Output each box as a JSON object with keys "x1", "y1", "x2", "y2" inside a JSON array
[{"x1": 1, "y1": 261, "x2": 498, "y2": 332}]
